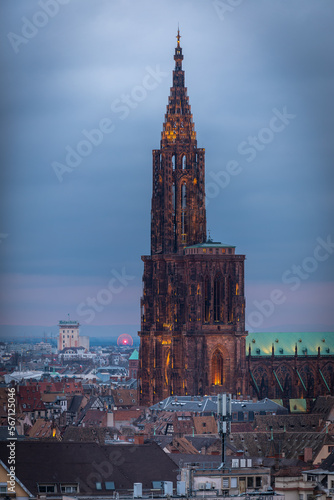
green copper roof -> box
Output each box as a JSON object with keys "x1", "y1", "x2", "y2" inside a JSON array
[
  {"x1": 186, "y1": 240, "x2": 235, "y2": 249},
  {"x1": 129, "y1": 349, "x2": 139, "y2": 360},
  {"x1": 247, "y1": 332, "x2": 334, "y2": 356}
]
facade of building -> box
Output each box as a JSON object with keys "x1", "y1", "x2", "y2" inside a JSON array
[
  {"x1": 129, "y1": 349, "x2": 139, "y2": 379},
  {"x1": 57, "y1": 320, "x2": 90, "y2": 351},
  {"x1": 138, "y1": 32, "x2": 247, "y2": 406},
  {"x1": 181, "y1": 461, "x2": 271, "y2": 498}
]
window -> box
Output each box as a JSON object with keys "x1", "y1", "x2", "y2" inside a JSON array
[
  {"x1": 247, "y1": 477, "x2": 254, "y2": 488},
  {"x1": 96, "y1": 482, "x2": 102, "y2": 490},
  {"x1": 230, "y1": 478, "x2": 237, "y2": 488},
  {"x1": 105, "y1": 482, "x2": 115, "y2": 490},
  {"x1": 61, "y1": 485, "x2": 78, "y2": 493},
  {"x1": 204, "y1": 279, "x2": 210, "y2": 322},
  {"x1": 182, "y1": 155, "x2": 186, "y2": 169},
  {"x1": 181, "y1": 183, "x2": 187, "y2": 243},
  {"x1": 0, "y1": 484, "x2": 7, "y2": 494},
  {"x1": 222, "y1": 479, "x2": 229, "y2": 488},
  {"x1": 255, "y1": 477, "x2": 262, "y2": 488},
  {"x1": 39, "y1": 484, "x2": 57, "y2": 493}
]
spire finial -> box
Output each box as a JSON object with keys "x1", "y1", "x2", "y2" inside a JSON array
[{"x1": 176, "y1": 25, "x2": 181, "y2": 46}]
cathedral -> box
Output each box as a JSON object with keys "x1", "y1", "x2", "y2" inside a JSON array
[
  {"x1": 138, "y1": 32, "x2": 333, "y2": 407},
  {"x1": 138, "y1": 31, "x2": 247, "y2": 406}
]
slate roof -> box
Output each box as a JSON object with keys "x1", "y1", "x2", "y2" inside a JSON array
[
  {"x1": 228, "y1": 431, "x2": 334, "y2": 460},
  {"x1": 62, "y1": 426, "x2": 114, "y2": 444},
  {"x1": 151, "y1": 395, "x2": 287, "y2": 415},
  {"x1": 0, "y1": 441, "x2": 178, "y2": 495},
  {"x1": 67, "y1": 394, "x2": 86, "y2": 414},
  {"x1": 319, "y1": 450, "x2": 334, "y2": 472},
  {"x1": 254, "y1": 414, "x2": 323, "y2": 432},
  {"x1": 184, "y1": 435, "x2": 221, "y2": 453},
  {"x1": 311, "y1": 396, "x2": 334, "y2": 416}
]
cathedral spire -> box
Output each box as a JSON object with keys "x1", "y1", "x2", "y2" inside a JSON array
[
  {"x1": 161, "y1": 30, "x2": 196, "y2": 149},
  {"x1": 151, "y1": 32, "x2": 206, "y2": 255}
]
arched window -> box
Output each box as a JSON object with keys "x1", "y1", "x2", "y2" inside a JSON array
[
  {"x1": 182, "y1": 155, "x2": 186, "y2": 169},
  {"x1": 172, "y1": 183, "x2": 176, "y2": 211},
  {"x1": 165, "y1": 350, "x2": 170, "y2": 384},
  {"x1": 172, "y1": 155, "x2": 176, "y2": 170},
  {"x1": 212, "y1": 349, "x2": 224, "y2": 385},
  {"x1": 214, "y1": 278, "x2": 221, "y2": 322},
  {"x1": 181, "y1": 183, "x2": 187, "y2": 243},
  {"x1": 181, "y1": 183, "x2": 186, "y2": 208},
  {"x1": 172, "y1": 183, "x2": 176, "y2": 242},
  {"x1": 227, "y1": 277, "x2": 233, "y2": 322},
  {"x1": 204, "y1": 279, "x2": 210, "y2": 322}
]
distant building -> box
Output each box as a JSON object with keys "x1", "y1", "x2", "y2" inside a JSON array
[
  {"x1": 129, "y1": 349, "x2": 139, "y2": 379},
  {"x1": 57, "y1": 320, "x2": 89, "y2": 351}
]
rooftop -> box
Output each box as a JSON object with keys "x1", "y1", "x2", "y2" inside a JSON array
[
  {"x1": 129, "y1": 349, "x2": 139, "y2": 360},
  {"x1": 151, "y1": 396, "x2": 287, "y2": 414},
  {"x1": 247, "y1": 331, "x2": 334, "y2": 356}
]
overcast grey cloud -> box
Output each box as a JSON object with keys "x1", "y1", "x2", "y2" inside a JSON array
[{"x1": 0, "y1": 0, "x2": 333, "y2": 338}]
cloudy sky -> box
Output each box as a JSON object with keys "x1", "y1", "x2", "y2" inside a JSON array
[{"x1": 0, "y1": 0, "x2": 333, "y2": 340}]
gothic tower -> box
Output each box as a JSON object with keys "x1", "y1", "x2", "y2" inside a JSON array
[{"x1": 138, "y1": 31, "x2": 247, "y2": 406}]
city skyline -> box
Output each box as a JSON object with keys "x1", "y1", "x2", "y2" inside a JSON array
[{"x1": 0, "y1": 1, "x2": 333, "y2": 338}]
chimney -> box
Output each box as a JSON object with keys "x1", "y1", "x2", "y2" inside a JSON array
[
  {"x1": 134, "y1": 434, "x2": 146, "y2": 445},
  {"x1": 304, "y1": 447, "x2": 313, "y2": 463}
]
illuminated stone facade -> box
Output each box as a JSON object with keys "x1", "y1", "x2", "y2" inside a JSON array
[{"x1": 138, "y1": 32, "x2": 247, "y2": 406}]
